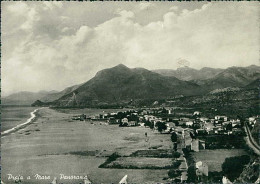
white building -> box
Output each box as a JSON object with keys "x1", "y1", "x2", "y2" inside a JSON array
[{"x1": 196, "y1": 161, "x2": 208, "y2": 177}]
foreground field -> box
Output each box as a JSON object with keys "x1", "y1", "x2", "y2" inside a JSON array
[
  {"x1": 1, "y1": 108, "x2": 172, "y2": 184},
  {"x1": 191, "y1": 149, "x2": 248, "y2": 172},
  {"x1": 107, "y1": 157, "x2": 173, "y2": 169}
]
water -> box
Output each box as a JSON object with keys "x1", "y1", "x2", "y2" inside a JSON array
[{"x1": 1, "y1": 105, "x2": 37, "y2": 132}]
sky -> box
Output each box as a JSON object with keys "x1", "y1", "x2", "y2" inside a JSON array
[{"x1": 1, "y1": 1, "x2": 259, "y2": 96}]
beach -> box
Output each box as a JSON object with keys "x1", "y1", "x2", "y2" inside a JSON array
[{"x1": 1, "y1": 107, "x2": 173, "y2": 184}]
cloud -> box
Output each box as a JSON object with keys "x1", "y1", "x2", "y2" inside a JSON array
[
  {"x1": 139, "y1": 2, "x2": 155, "y2": 10},
  {"x1": 2, "y1": 2, "x2": 259, "y2": 96}
]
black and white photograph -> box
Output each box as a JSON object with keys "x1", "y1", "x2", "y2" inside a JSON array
[{"x1": 1, "y1": 1, "x2": 260, "y2": 184}]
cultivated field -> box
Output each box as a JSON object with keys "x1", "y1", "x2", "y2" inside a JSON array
[
  {"x1": 191, "y1": 149, "x2": 248, "y2": 172},
  {"x1": 107, "y1": 157, "x2": 173, "y2": 169}
]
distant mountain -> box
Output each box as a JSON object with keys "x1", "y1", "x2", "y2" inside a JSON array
[
  {"x1": 2, "y1": 91, "x2": 55, "y2": 105},
  {"x1": 194, "y1": 65, "x2": 260, "y2": 90},
  {"x1": 52, "y1": 64, "x2": 204, "y2": 107},
  {"x1": 153, "y1": 66, "x2": 224, "y2": 81},
  {"x1": 2, "y1": 84, "x2": 81, "y2": 105}
]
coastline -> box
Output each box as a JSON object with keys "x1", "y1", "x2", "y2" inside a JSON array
[{"x1": 1, "y1": 108, "x2": 41, "y2": 137}]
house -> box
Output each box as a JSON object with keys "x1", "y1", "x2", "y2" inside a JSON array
[
  {"x1": 122, "y1": 118, "x2": 128, "y2": 125},
  {"x1": 199, "y1": 140, "x2": 206, "y2": 150},
  {"x1": 222, "y1": 176, "x2": 232, "y2": 184},
  {"x1": 215, "y1": 116, "x2": 228, "y2": 121},
  {"x1": 179, "y1": 160, "x2": 188, "y2": 171},
  {"x1": 108, "y1": 117, "x2": 119, "y2": 124},
  {"x1": 185, "y1": 138, "x2": 192, "y2": 150},
  {"x1": 128, "y1": 121, "x2": 136, "y2": 126},
  {"x1": 231, "y1": 119, "x2": 241, "y2": 127},
  {"x1": 196, "y1": 161, "x2": 208, "y2": 177},
  {"x1": 193, "y1": 111, "x2": 201, "y2": 116},
  {"x1": 138, "y1": 122, "x2": 145, "y2": 127},
  {"x1": 191, "y1": 139, "x2": 199, "y2": 152},
  {"x1": 186, "y1": 121, "x2": 193, "y2": 126},
  {"x1": 181, "y1": 171, "x2": 188, "y2": 183}
]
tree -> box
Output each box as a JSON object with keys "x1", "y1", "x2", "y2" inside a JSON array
[
  {"x1": 222, "y1": 155, "x2": 250, "y2": 182},
  {"x1": 168, "y1": 169, "x2": 180, "y2": 178},
  {"x1": 156, "y1": 122, "x2": 167, "y2": 133},
  {"x1": 226, "y1": 123, "x2": 232, "y2": 131},
  {"x1": 171, "y1": 132, "x2": 178, "y2": 142},
  {"x1": 173, "y1": 152, "x2": 181, "y2": 158},
  {"x1": 187, "y1": 165, "x2": 197, "y2": 183}
]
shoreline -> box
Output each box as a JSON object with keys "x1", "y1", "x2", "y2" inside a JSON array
[{"x1": 1, "y1": 108, "x2": 41, "y2": 137}]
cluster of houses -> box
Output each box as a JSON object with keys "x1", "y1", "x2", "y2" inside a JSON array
[{"x1": 71, "y1": 108, "x2": 252, "y2": 137}]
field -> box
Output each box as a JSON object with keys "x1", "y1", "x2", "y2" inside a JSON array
[
  {"x1": 107, "y1": 157, "x2": 173, "y2": 169},
  {"x1": 130, "y1": 149, "x2": 175, "y2": 158},
  {"x1": 1, "y1": 107, "x2": 173, "y2": 184},
  {"x1": 191, "y1": 149, "x2": 248, "y2": 172}
]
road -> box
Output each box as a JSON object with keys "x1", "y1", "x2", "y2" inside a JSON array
[{"x1": 244, "y1": 122, "x2": 260, "y2": 156}]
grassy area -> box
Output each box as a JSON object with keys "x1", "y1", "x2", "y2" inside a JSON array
[
  {"x1": 191, "y1": 149, "x2": 248, "y2": 172},
  {"x1": 105, "y1": 157, "x2": 174, "y2": 169},
  {"x1": 130, "y1": 149, "x2": 175, "y2": 158}
]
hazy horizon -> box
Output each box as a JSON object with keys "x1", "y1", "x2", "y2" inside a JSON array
[{"x1": 2, "y1": 1, "x2": 259, "y2": 96}]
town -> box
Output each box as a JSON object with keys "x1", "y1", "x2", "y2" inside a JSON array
[{"x1": 71, "y1": 107, "x2": 260, "y2": 183}]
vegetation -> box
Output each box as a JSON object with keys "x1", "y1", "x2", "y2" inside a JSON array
[
  {"x1": 187, "y1": 165, "x2": 197, "y2": 183},
  {"x1": 144, "y1": 120, "x2": 154, "y2": 129},
  {"x1": 156, "y1": 122, "x2": 167, "y2": 133},
  {"x1": 99, "y1": 152, "x2": 120, "y2": 168},
  {"x1": 130, "y1": 149, "x2": 176, "y2": 158},
  {"x1": 171, "y1": 132, "x2": 178, "y2": 142},
  {"x1": 168, "y1": 169, "x2": 181, "y2": 178},
  {"x1": 198, "y1": 134, "x2": 246, "y2": 149},
  {"x1": 222, "y1": 155, "x2": 250, "y2": 182}
]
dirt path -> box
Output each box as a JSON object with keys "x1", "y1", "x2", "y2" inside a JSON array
[{"x1": 244, "y1": 123, "x2": 260, "y2": 156}]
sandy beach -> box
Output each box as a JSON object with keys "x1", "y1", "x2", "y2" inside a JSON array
[{"x1": 1, "y1": 108, "x2": 173, "y2": 184}]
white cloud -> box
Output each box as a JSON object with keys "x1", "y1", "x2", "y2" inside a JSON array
[
  {"x1": 139, "y1": 2, "x2": 155, "y2": 10},
  {"x1": 2, "y1": 2, "x2": 259, "y2": 96}
]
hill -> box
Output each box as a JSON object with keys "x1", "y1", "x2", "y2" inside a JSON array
[
  {"x1": 193, "y1": 65, "x2": 260, "y2": 90},
  {"x1": 153, "y1": 66, "x2": 224, "y2": 81},
  {"x1": 52, "y1": 64, "x2": 204, "y2": 107},
  {"x1": 2, "y1": 84, "x2": 81, "y2": 105},
  {"x1": 1, "y1": 91, "x2": 56, "y2": 105}
]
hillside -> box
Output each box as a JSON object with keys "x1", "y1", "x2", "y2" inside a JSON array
[
  {"x1": 154, "y1": 65, "x2": 260, "y2": 91},
  {"x1": 153, "y1": 66, "x2": 224, "y2": 81},
  {"x1": 164, "y1": 79, "x2": 259, "y2": 118},
  {"x1": 39, "y1": 84, "x2": 82, "y2": 102},
  {"x1": 52, "y1": 64, "x2": 204, "y2": 107},
  {"x1": 193, "y1": 65, "x2": 260, "y2": 90},
  {"x1": 1, "y1": 91, "x2": 56, "y2": 105}
]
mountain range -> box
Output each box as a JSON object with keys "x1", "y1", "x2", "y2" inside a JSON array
[{"x1": 2, "y1": 64, "x2": 259, "y2": 107}]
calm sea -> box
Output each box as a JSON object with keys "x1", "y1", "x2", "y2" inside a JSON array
[{"x1": 1, "y1": 105, "x2": 37, "y2": 132}]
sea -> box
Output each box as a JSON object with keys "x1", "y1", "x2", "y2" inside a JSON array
[{"x1": 1, "y1": 105, "x2": 37, "y2": 133}]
